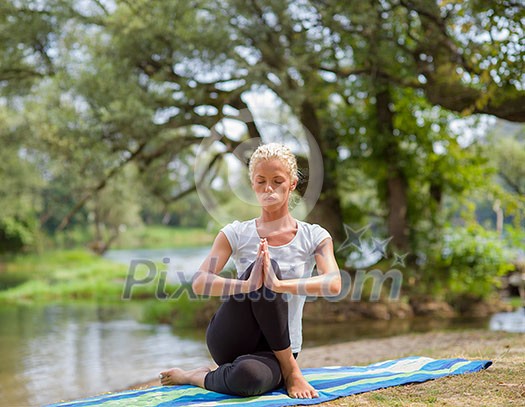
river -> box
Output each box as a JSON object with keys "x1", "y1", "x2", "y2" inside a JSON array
[{"x1": 0, "y1": 302, "x2": 210, "y2": 407}]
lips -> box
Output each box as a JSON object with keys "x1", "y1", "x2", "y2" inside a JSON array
[{"x1": 263, "y1": 195, "x2": 278, "y2": 201}]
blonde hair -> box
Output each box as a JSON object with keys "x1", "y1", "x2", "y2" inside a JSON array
[{"x1": 248, "y1": 143, "x2": 299, "y2": 183}]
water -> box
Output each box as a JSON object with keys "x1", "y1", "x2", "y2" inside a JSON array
[
  {"x1": 0, "y1": 303, "x2": 211, "y2": 407},
  {"x1": 489, "y1": 307, "x2": 525, "y2": 333}
]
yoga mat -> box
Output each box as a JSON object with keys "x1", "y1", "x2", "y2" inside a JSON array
[{"x1": 46, "y1": 356, "x2": 492, "y2": 407}]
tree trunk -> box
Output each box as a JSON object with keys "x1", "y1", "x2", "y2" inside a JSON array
[
  {"x1": 299, "y1": 100, "x2": 344, "y2": 242},
  {"x1": 376, "y1": 88, "x2": 409, "y2": 251},
  {"x1": 386, "y1": 174, "x2": 409, "y2": 251}
]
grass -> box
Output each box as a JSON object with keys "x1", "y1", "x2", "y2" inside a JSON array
[
  {"x1": 0, "y1": 248, "x2": 194, "y2": 308},
  {"x1": 49, "y1": 225, "x2": 215, "y2": 250},
  {"x1": 111, "y1": 225, "x2": 215, "y2": 249},
  {"x1": 0, "y1": 225, "x2": 216, "y2": 305},
  {"x1": 507, "y1": 296, "x2": 524, "y2": 309},
  {"x1": 0, "y1": 249, "x2": 130, "y2": 302},
  {"x1": 0, "y1": 243, "x2": 218, "y2": 329},
  {"x1": 304, "y1": 330, "x2": 524, "y2": 407},
  {"x1": 0, "y1": 224, "x2": 223, "y2": 330}
]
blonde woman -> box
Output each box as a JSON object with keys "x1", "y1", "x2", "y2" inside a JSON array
[{"x1": 160, "y1": 143, "x2": 341, "y2": 399}]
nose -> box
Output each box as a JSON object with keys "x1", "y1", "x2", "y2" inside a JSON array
[{"x1": 264, "y1": 184, "x2": 273, "y2": 192}]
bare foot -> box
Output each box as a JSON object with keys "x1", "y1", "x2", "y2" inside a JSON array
[
  {"x1": 285, "y1": 371, "x2": 319, "y2": 399},
  {"x1": 159, "y1": 366, "x2": 211, "y2": 387}
]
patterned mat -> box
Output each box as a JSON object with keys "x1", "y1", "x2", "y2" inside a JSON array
[{"x1": 47, "y1": 356, "x2": 492, "y2": 406}]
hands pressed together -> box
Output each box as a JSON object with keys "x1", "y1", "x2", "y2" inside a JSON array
[
  {"x1": 246, "y1": 238, "x2": 281, "y2": 292},
  {"x1": 244, "y1": 238, "x2": 320, "y2": 400}
]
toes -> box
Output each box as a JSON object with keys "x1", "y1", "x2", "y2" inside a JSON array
[{"x1": 159, "y1": 373, "x2": 172, "y2": 386}]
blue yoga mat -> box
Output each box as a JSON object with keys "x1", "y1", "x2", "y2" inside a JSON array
[{"x1": 47, "y1": 356, "x2": 492, "y2": 407}]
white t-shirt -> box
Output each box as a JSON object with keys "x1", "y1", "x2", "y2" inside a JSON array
[{"x1": 220, "y1": 218, "x2": 332, "y2": 353}]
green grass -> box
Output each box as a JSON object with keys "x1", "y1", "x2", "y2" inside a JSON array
[
  {"x1": 0, "y1": 224, "x2": 221, "y2": 326},
  {"x1": 48, "y1": 225, "x2": 216, "y2": 251},
  {"x1": 112, "y1": 225, "x2": 215, "y2": 249},
  {"x1": 139, "y1": 296, "x2": 220, "y2": 329},
  {"x1": 0, "y1": 246, "x2": 217, "y2": 328},
  {"x1": 0, "y1": 249, "x2": 128, "y2": 302},
  {"x1": 507, "y1": 296, "x2": 524, "y2": 309},
  {"x1": 0, "y1": 249, "x2": 190, "y2": 304}
]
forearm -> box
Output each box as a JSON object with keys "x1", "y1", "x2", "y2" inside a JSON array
[
  {"x1": 274, "y1": 272, "x2": 341, "y2": 296},
  {"x1": 191, "y1": 271, "x2": 254, "y2": 297}
]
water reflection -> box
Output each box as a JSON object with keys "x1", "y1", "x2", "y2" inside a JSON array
[
  {"x1": 0, "y1": 303, "x2": 211, "y2": 407},
  {"x1": 489, "y1": 307, "x2": 525, "y2": 333}
]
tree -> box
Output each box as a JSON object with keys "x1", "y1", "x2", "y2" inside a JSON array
[
  {"x1": 0, "y1": 107, "x2": 43, "y2": 253},
  {"x1": 2, "y1": 0, "x2": 524, "y2": 268}
]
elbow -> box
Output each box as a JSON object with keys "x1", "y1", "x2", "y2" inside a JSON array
[
  {"x1": 329, "y1": 272, "x2": 342, "y2": 296},
  {"x1": 191, "y1": 272, "x2": 204, "y2": 295}
]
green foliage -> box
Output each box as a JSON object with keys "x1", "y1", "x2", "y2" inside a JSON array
[
  {"x1": 0, "y1": 269, "x2": 32, "y2": 291},
  {"x1": 0, "y1": 107, "x2": 43, "y2": 253},
  {"x1": 0, "y1": 0, "x2": 524, "y2": 304},
  {"x1": 0, "y1": 249, "x2": 128, "y2": 302},
  {"x1": 0, "y1": 217, "x2": 38, "y2": 254},
  {"x1": 424, "y1": 225, "x2": 515, "y2": 299},
  {"x1": 140, "y1": 297, "x2": 218, "y2": 329},
  {"x1": 0, "y1": 0, "x2": 66, "y2": 93},
  {"x1": 111, "y1": 225, "x2": 214, "y2": 249}
]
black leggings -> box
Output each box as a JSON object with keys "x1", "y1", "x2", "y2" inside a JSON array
[{"x1": 203, "y1": 259, "x2": 297, "y2": 396}]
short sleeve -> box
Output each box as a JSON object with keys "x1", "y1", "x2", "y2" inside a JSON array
[
  {"x1": 311, "y1": 224, "x2": 332, "y2": 253},
  {"x1": 220, "y1": 221, "x2": 239, "y2": 255}
]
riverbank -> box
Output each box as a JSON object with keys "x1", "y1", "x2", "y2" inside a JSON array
[
  {"x1": 0, "y1": 226, "x2": 215, "y2": 303},
  {"x1": 127, "y1": 329, "x2": 523, "y2": 406}
]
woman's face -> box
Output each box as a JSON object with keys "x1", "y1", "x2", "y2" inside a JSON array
[{"x1": 251, "y1": 158, "x2": 296, "y2": 208}]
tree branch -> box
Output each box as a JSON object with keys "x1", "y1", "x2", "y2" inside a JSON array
[
  {"x1": 56, "y1": 141, "x2": 149, "y2": 230},
  {"x1": 498, "y1": 171, "x2": 524, "y2": 196}
]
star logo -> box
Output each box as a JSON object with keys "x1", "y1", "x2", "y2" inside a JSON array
[
  {"x1": 337, "y1": 223, "x2": 370, "y2": 253},
  {"x1": 371, "y1": 237, "x2": 393, "y2": 259},
  {"x1": 391, "y1": 251, "x2": 408, "y2": 267}
]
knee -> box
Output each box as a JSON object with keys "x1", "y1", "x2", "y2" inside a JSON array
[{"x1": 226, "y1": 359, "x2": 277, "y2": 396}]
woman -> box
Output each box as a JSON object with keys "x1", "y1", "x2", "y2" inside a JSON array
[{"x1": 160, "y1": 143, "x2": 341, "y2": 399}]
